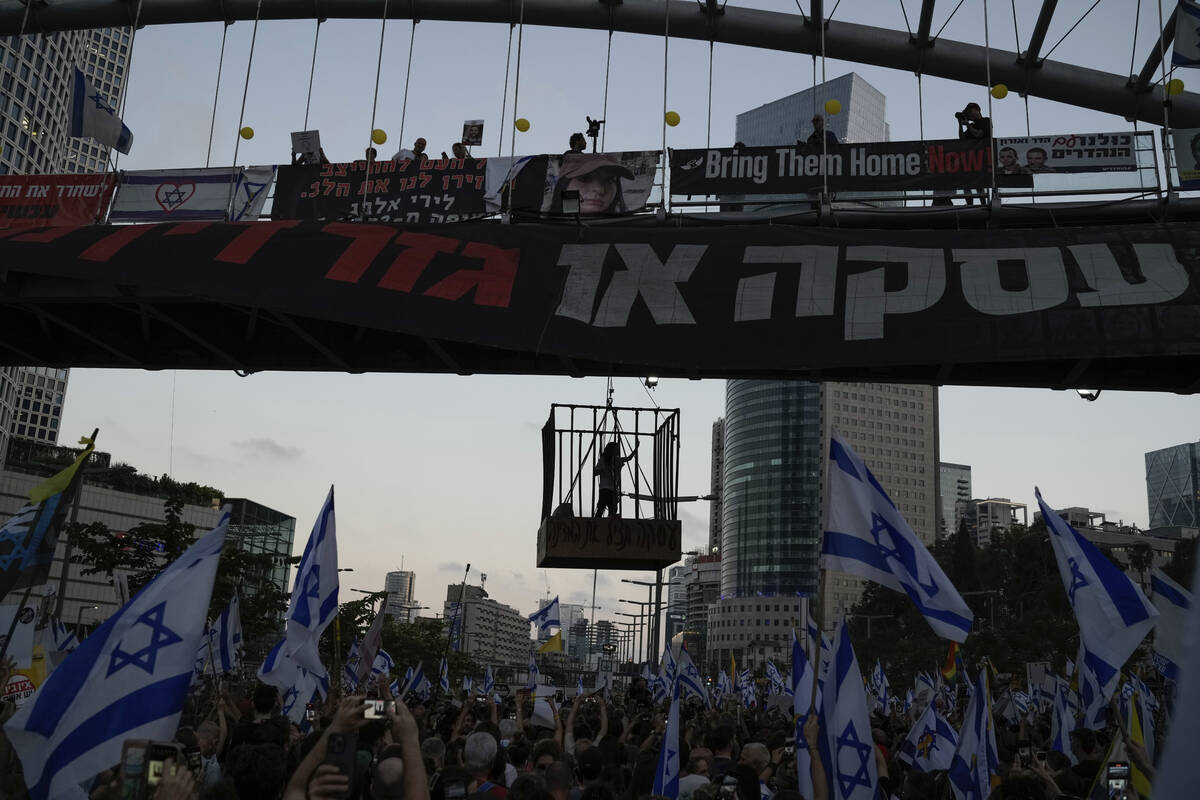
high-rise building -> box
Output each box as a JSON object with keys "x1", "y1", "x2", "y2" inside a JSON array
[
  {"x1": 444, "y1": 584, "x2": 529, "y2": 668},
  {"x1": 225, "y1": 497, "x2": 296, "y2": 623},
  {"x1": 710, "y1": 419, "x2": 725, "y2": 552},
  {"x1": 682, "y1": 553, "x2": 721, "y2": 671},
  {"x1": 736, "y1": 73, "x2": 890, "y2": 148},
  {"x1": 1, "y1": 29, "x2": 132, "y2": 175},
  {"x1": 956, "y1": 497, "x2": 1028, "y2": 547},
  {"x1": 0, "y1": 367, "x2": 70, "y2": 465},
  {"x1": 0, "y1": 367, "x2": 21, "y2": 466},
  {"x1": 938, "y1": 462, "x2": 972, "y2": 538},
  {"x1": 385, "y1": 570, "x2": 419, "y2": 622},
  {"x1": 1145, "y1": 442, "x2": 1200, "y2": 529}
]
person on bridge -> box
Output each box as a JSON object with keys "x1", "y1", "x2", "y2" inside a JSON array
[
  {"x1": 566, "y1": 133, "x2": 587, "y2": 155},
  {"x1": 956, "y1": 102, "x2": 992, "y2": 205},
  {"x1": 593, "y1": 440, "x2": 637, "y2": 517},
  {"x1": 392, "y1": 137, "x2": 428, "y2": 163},
  {"x1": 805, "y1": 115, "x2": 839, "y2": 150}
]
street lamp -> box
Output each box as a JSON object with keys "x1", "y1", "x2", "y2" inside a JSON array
[
  {"x1": 852, "y1": 613, "x2": 892, "y2": 639},
  {"x1": 614, "y1": 612, "x2": 643, "y2": 664},
  {"x1": 76, "y1": 604, "x2": 98, "y2": 631},
  {"x1": 619, "y1": 598, "x2": 654, "y2": 663},
  {"x1": 961, "y1": 590, "x2": 998, "y2": 629},
  {"x1": 621, "y1": 577, "x2": 669, "y2": 661}
]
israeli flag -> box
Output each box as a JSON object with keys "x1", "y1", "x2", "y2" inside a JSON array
[
  {"x1": 528, "y1": 596, "x2": 561, "y2": 634},
  {"x1": 69, "y1": 68, "x2": 133, "y2": 154},
  {"x1": 577, "y1": 675, "x2": 585, "y2": 697},
  {"x1": 871, "y1": 660, "x2": 889, "y2": 711},
  {"x1": 739, "y1": 670, "x2": 755, "y2": 709},
  {"x1": 660, "y1": 645, "x2": 678, "y2": 692},
  {"x1": 259, "y1": 637, "x2": 330, "y2": 721},
  {"x1": 677, "y1": 647, "x2": 709, "y2": 706},
  {"x1": 1037, "y1": 489, "x2": 1158, "y2": 702},
  {"x1": 914, "y1": 672, "x2": 937, "y2": 709},
  {"x1": 1050, "y1": 681, "x2": 1078, "y2": 765},
  {"x1": 1173, "y1": 0, "x2": 1200, "y2": 67},
  {"x1": 50, "y1": 617, "x2": 78, "y2": 653},
  {"x1": 822, "y1": 433, "x2": 973, "y2": 642},
  {"x1": 439, "y1": 657, "x2": 450, "y2": 694},
  {"x1": 462, "y1": 675, "x2": 473, "y2": 694},
  {"x1": 390, "y1": 677, "x2": 401, "y2": 697},
  {"x1": 484, "y1": 664, "x2": 495, "y2": 695},
  {"x1": 766, "y1": 660, "x2": 788, "y2": 695},
  {"x1": 1154, "y1": 552, "x2": 1200, "y2": 798},
  {"x1": 4, "y1": 507, "x2": 228, "y2": 800},
  {"x1": 343, "y1": 638, "x2": 361, "y2": 689},
  {"x1": 897, "y1": 702, "x2": 957, "y2": 773},
  {"x1": 284, "y1": 487, "x2": 340, "y2": 674},
  {"x1": 792, "y1": 629, "x2": 817, "y2": 800},
  {"x1": 398, "y1": 662, "x2": 425, "y2": 701},
  {"x1": 714, "y1": 670, "x2": 730, "y2": 702},
  {"x1": 373, "y1": 649, "x2": 395, "y2": 677},
  {"x1": 904, "y1": 689, "x2": 914, "y2": 714},
  {"x1": 947, "y1": 669, "x2": 999, "y2": 800},
  {"x1": 817, "y1": 619, "x2": 877, "y2": 800},
  {"x1": 208, "y1": 594, "x2": 243, "y2": 674},
  {"x1": 1151, "y1": 567, "x2": 1192, "y2": 680},
  {"x1": 527, "y1": 652, "x2": 539, "y2": 690},
  {"x1": 651, "y1": 680, "x2": 681, "y2": 800}
]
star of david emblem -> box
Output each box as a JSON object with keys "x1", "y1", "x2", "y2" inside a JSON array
[
  {"x1": 162, "y1": 188, "x2": 187, "y2": 207},
  {"x1": 870, "y1": 513, "x2": 939, "y2": 597},
  {"x1": 1066, "y1": 557, "x2": 1088, "y2": 604},
  {"x1": 232, "y1": 180, "x2": 269, "y2": 221},
  {"x1": 88, "y1": 92, "x2": 115, "y2": 115},
  {"x1": 302, "y1": 565, "x2": 321, "y2": 600},
  {"x1": 107, "y1": 602, "x2": 184, "y2": 677},
  {"x1": 835, "y1": 721, "x2": 874, "y2": 797},
  {"x1": 282, "y1": 685, "x2": 299, "y2": 715}
]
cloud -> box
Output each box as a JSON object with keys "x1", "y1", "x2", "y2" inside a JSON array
[{"x1": 232, "y1": 437, "x2": 303, "y2": 460}]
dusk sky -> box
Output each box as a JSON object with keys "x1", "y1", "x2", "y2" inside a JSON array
[{"x1": 56, "y1": 1, "x2": 1198, "y2": 628}]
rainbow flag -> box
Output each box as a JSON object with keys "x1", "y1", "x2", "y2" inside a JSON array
[{"x1": 940, "y1": 642, "x2": 960, "y2": 684}]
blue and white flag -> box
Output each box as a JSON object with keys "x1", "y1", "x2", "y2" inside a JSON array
[
  {"x1": 1173, "y1": 0, "x2": 1200, "y2": 67},
  {"x1": 677, "y1": 646, "x2": 709, "y2": 706},
  {"x1": 1038, "y1": 489, "x2": 1158, "y2": 703},
  {"x1": 258, "y1": 637, "x2": 330, "y2": 720},
  {"x1": 660, "y1": 645, "x2": 678, "y2": 693},
  {"x1": 439, "y1": 657, "x2": 450, "y2": 694},
  {"x1": 870, "y1": 660, "x2": 889, "y2": 711},
  {"x1": 398, "y1": 662, "x2": 425, "y2": 701},
  {"x1": 69, "y1": 68, "x2": 132, "y2": 154},
  {"x1": 766, "y1": 660, "x2": 788, "y2": 695},
  {"x1": 528, "y1": 596, "x2": 561, "y2": 635},
  {"x1": 1151, "y1": 567, "x2": 1191, "y2": 680},
  {"x1": 527, "y1": 652, "x2": 539, "y2": 690},
  {"x1": 208, "y1": 594, "x2": 243, "y2": 674},
  {"x1": 947, "y1": 668, "x2": 999, "y2": 800},
  {"x1": 1050, "y1": 680, "x2": 1078, "y2": 766},
  {"x1": 4, "y1": 507, "x2": 229, "y2": 800},
  {"x1": 49, "y1": 616, "x2": 78, "y2": 654},
  {"x1": 1154, "y1": 551, "x2": 1200, "y2": 799},
  {"x1": 714, "y1": 669, "x2": 731, "y2": 703},
  {"x1": 897, "y1": 702, "x2": 957, "y2": 773},
  {"x1": 109, "y1": 167, "x2": 276, "y2": 222},
  {"x1": 462, "y1": 675, "x2": 473, "y2": 694},
  {"x1": 373, "y1": 649, "x2": 395, "y2": 678},
  {"x1": 818, "y1": 620, "x2": 877, "y2": 800},
  {"x1": 904, "y1": 689, "x2": 914, "y2": 714},
  {"x1": 484, "y1": 664, "x2": 495, "y2": 695},
  {"x1": 822, "y1": 433, "x2": 973, "y2": 642},
  {"x1": 284, "y1": 487, "x2": 339, "y2": 674},
  {"x1": 577, "y1": 675, "x2": 585, "y2": 697},
  {"x1": 652, "y1": 680, "x2": 681, "y2": 800},
  {"x1": 343, "y1": 638, "x2": 361, "y2": 690},
  {"x1": 739, "y1": 669, "x2": 756, "y2": 709},
  {"x1": 792, "y1": 629, "x2": 817, "y2": 800}
]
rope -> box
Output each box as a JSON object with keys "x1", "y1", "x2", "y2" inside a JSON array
[
  {"x1": 303, "y1": 20, "x2": 322, "y2": 130},
  {"x1": 109, "y1": 0, "x2": 146, "y2": 173},
  {"x1": 602, "y1": 29, "x2": 614, "y2": 152},
  {"x1": 983, "y1": 0, "x2": 996, "y2": 202},
  {"x1": 510, "y1": 0, "x2": 525, "y2": 160},
  {"x1": 1011, "y1": 0, "x2": 1029, "y2": 135},
  {"x1": 819, "y1": 3, "x2": 827, "y2": 202},
  {"x1": 1040, "y1": 0, "x2": 1103, "y2": 64},
  {"x1": 933, "y1": 0, "x2": 967, "y2": 42},
  {"x1": 1129, "y1": 0, "x2": 1142, "y2": 82},
  {"x1": 228, "y1": 0, "x2": 264, "y2": 220},
  {"x1": 1157, "y1": 0, "x2": 1173, "y2": 193},
  {"x1": 362, "y1": 0, "x2": 390, "y2": 222},
  {"x1": 706, "y1": 40, "x2": 714, "y2": 149},
  {"x1": 498, "y1": 12, "x2": 514, "y2": 157},
  {"x1": 660, "y1": 0, "x2": 669, "y2": 210},
  {"x1": 206, "y1": 23, "x2": 230, "y2": 168},
  {"x1": 898, "y1": 0, "x2": 912, "y2": 37},
  {"x1": 398, "y1": 16, "x2": 417, "y2": 152}
]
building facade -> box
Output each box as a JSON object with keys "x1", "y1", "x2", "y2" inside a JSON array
[
  {"x1": 938, "y1": 462, "x2": 972, "y2": 539},
  {"x1": 1145, "y1": 442, "x2": 1200, "y2": 529},
  {"x1": 444, "y1": 584, "x2": 530, "y2": 668},
  {"x1": 1, "y1": 29, "x2": 131, "y2": 175},
  {"x1": 710, "y1": 419, "x2": 725, "y2": 552},
  {"x1": 958, "y1": 497, "x2": 1028, "y2": 547},
  {"x1": 682, "y1": 553, "x2": 721, "y2": 671},
  {"x1": 225, "y1": 497, "x2": 295, "y2": 623},
  {"x1": 0, "y1": 367, "x2": 70, "y2": 466},
  {"x1": 735, "y1": 72, "x2": 890, "y2": 148},
  {"x1": 384, "y1": 570, "x2": 419, "y2": 621}
]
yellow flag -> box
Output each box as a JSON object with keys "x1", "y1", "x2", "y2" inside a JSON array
[
  {"x1": 1130, "y1": 692, "x2": 1152, "y2": 797},
  {"x1": 538, "y1": 631, "x2": 563, "y2": 653},
  {"x1": 30, "y1": 432, "x2": 96, "y2": 504}
]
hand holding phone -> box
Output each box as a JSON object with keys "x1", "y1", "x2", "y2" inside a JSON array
[{"x1": 320, "y1": 733, "x2": 358, "y2": 800}]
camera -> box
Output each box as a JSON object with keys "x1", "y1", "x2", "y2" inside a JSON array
[
  {"x1": 586, "y1": 116, "x2": 604, "y2": 139},
  {"x1": 954, "y1": 110, "x2": 967, "y2": 121},
  {"x1": 364, "y1": 700, "x2": 394, "y2": 720}
]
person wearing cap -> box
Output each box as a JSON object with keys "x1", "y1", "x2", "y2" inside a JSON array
[
  {"x1": 552, "y1": 154, "x2": 634, "y2": 215},
  {"x1": 805, "y1": 115, "x2": 839, "y2": 149}
]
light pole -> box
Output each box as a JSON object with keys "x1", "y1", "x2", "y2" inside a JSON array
[
  {"x1": 853, "y1": 613, "x2": 893, "y2": 640},
  {"x1": 961, "y1": 590, "x2": 998, "y2": 629},
  {"x1": 76, "y1": 604, "x2": 98, "y2": 632},
  {"x1": 615, "y1": 612, "x2": 643, "y2": 665},
  {"x1": 622, "y1": 577, "x2": 669, "y2": 664},
  {"x1": 619, "y1": 598, "x2": 654, "y2": 664}
]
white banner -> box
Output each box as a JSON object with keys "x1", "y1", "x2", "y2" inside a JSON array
[
  {"x1": 110, "y1": 166, "x2": 276, "y2": 222},
  {"x1": 994, "y1": 132, "x2": 1137, "y2": 175}
]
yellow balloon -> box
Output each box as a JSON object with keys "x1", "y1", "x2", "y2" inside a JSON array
[
  {"x1": 239, "y1": 126, "x2": 254, "y2": 140},
  {"x1": 1167, "y1": 78, "x2": 1185, "y2": 96},
  {"x1": 371, "y1": 129, "x2": 387, "y2": 145},
  {"x1": 990, "y1": 83, "x2": 1009, "y2": 99},
  {"x1": 824, "y1": 99, "x2": 841, "y2": 116},
  {"x1": 665, "y1": 110, "x2": 681, "y2": 127},
  {"x1": 515, "y1": 118, "x2": 530, "y2": 132}
]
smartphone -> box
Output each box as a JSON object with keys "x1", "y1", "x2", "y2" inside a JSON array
[
  {"x1": 1107, "y1": 761, "x2": 1130, "y2": 795},
  {"x1": 306, "y1": 703, "x2": 317, "y2": 722},
  {"x1": 183, "y1": 747, "x2": 202, "y2": 778},
  {"x1": 144, "y1": 742, "x2": 184, "y2": 796},
  {"x1": 364, "y1": 700, "x2": 394, "y2": 720},
  {"x1": 445, "y1": 781, "x2": 469, "y2": 800},
  {"x1": 321, "y1": 732, "x2": 357, "y2": 799},
  {"x1": 120, "y1": 740, "x2": 149, "y2": 800},
  {"x1": 1017, "y1": 739, "x2": 1031, "y2": 766}
]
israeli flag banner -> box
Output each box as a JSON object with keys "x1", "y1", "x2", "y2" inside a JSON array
[
  {"x1": 822, "y1": 432, "x2": 973, "y2": 642},
  {"x1": 373, "y1": 649, "x2": 395, "y2": 677},
  {"x1": 1050, "y1": 681, "x2": 1078, "y2": 765},
  {"x1": 209, "y1": 594, "x2": 243, "y2": 674},
  {"x1": 4, "y1": 507, "x2": 229, "y2": 800},
  {"x1": 948, "y1": 669, "x2": 999, "y2": 800},
  {"x1": 1173, "y1": 0, "x2": 1200, "y2": 67},
  {"x1": 1151, "y1": 567, "x2": 1192, "y2": 680},
  {"x1": 818, "y1": 620, "x2": 877, "y2": 800},
  {"x1": 676, "y1": 647, "x2": 709, "y2": 706},
  {"x1": 439, "y1": 657, "x2": 450, "y2": 693},
  {"x1": 792, "y1": 630, "x2": 817, "y2": 800},
  {"x1": 527, "y1": 652, "x2": 539, "y2": 690},
  {"x1": 652, "y1": 681, "x2": 681, "y2": 799},
  {"x1": 896, "y1": 702, "x2": 957, "y2": 773},
  {"x1": 528, "y1": 596, "x2": 561, "y2": 634},
  {"x1": 69, "y1": 68, "x2": 133, "y2": 154},
  {"x1": 1037, "y1": 489, "x2": 1158, "y2": 701},
  {"x1": 285, "y1": 487, "x2": 340, "y2": 674},
  {"x1": 484, "y1": 665, "x2": 495, "y2": 694}
]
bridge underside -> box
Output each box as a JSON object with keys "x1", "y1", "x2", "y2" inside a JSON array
[{"x1": 1, "y1": 204, "x2": 1199, "y2": 392}]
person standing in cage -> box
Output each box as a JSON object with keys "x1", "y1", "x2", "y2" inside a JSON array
[{"x1": 594, "y1": 440, "x2": 637, "y2": 517}]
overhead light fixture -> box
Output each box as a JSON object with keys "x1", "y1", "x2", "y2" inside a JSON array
[
  {"x1": 1075, "y1": 388, "x2": 1101, "y2": 402},
  {"x1": 644, "y1": 376, "x2": 659, "y2": 388},
  {"x1": 561, "y1": 189, "x2": 581, "y2": 216}
]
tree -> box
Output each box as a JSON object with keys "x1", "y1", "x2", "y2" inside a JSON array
[
  {"x1": 1164, "y1": 536, "x2": 1196, "y2": 590},
  {"x1": 1127, "y1": 542, "x2": 1155, "y2": 588},
  {"x1": 67, "y1": 495, "x2": 291, "y2": 648}
]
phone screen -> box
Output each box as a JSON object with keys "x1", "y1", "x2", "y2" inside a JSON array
[
  {"x1": 1107, "y1": 761, "x2": 1130, "y2": 795},
  {"x1": 364, "y1": 700, "x2": 394, "y2": 720}
]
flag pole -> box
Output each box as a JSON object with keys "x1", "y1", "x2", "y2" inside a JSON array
[
  {"x1": 54, "y1": 428, "x2": 99, "y2": 620},
  {"x1": 437, "y1": 562, "x2": 471, "y2": 705}
]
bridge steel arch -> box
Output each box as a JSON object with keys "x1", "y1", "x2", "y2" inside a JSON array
[{"x1": 3, "y1": 0, "x2": 1199, "y2": 127}]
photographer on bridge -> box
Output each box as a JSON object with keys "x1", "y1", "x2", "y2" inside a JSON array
[{"x1": 955, "y1": 102, "x2": 991, "y2": 205}]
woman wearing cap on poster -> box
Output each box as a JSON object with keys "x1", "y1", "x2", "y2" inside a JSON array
[{"x1": 551, "y1": 154, "x2": 634, "y2": 215}]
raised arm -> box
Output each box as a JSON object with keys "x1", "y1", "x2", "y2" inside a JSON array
[{"x1": 390, "y1": 700, "x2": 431, "y2": 800}]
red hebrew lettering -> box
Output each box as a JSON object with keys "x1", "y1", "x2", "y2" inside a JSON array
[
  {"x1": 423, "y1": 241, "x2": 519, "y2": 307},
  {"x1": 78, "y1": 223, "x2": 156, "y2": 261},
  {"x1": 323, "y1": 223, "x2": 401, "y2": 283},
  {"x1": 377, "y1": 232, "x2": 461, "y2": 292},
  {"x1": 418, "y1": 173, "x2": 432, "y2": 189},
  {"x1": 335, "y1": 183, "x2": 351, "y2": 198},
  {"x1": 321, "y1": 179, "x2": 338, "y2": 196},
  {"x1": 214, "y1": 221, "x2": 301, "y2": 264},
  {"x1": 318, "y1": 163, "x2": 335, "y2": 177},
  {"x1": 12, "y1": 225, "x2": 83, "y2": 244}
]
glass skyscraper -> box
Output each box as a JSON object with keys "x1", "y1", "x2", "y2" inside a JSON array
[
  {"x1": 720, "y1": 381, "x2": 825, "y2": 597},
  {"x1": 1145, "y1": 442, "x2": 1200, "y2": 529}
]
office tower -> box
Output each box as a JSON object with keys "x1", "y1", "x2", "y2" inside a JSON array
[
  {"x1": 0, "y1": 367, "x2": 70, "y2": 465},
  {"x1": 710, "y1": 418, "x2": 724, "y2": 553},
  {"x1": 1, "y1": 29, "x2": 132, "y2": 175},
  {"x1": 938, "y1": 462, "x2": 972, "y2": 538},
  {"x1": 735, "y1": 73, "x2": 890, "y2": 148},
  {"x1": 957, "y1": 497, "x2": 1028, "y2": 547},
  {"x1": 385, "y1": 569, "x2": 419, "y2": 622},
  {"x1": 1145, "y1": 441, "x2": 1200, "y2": 529}
]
